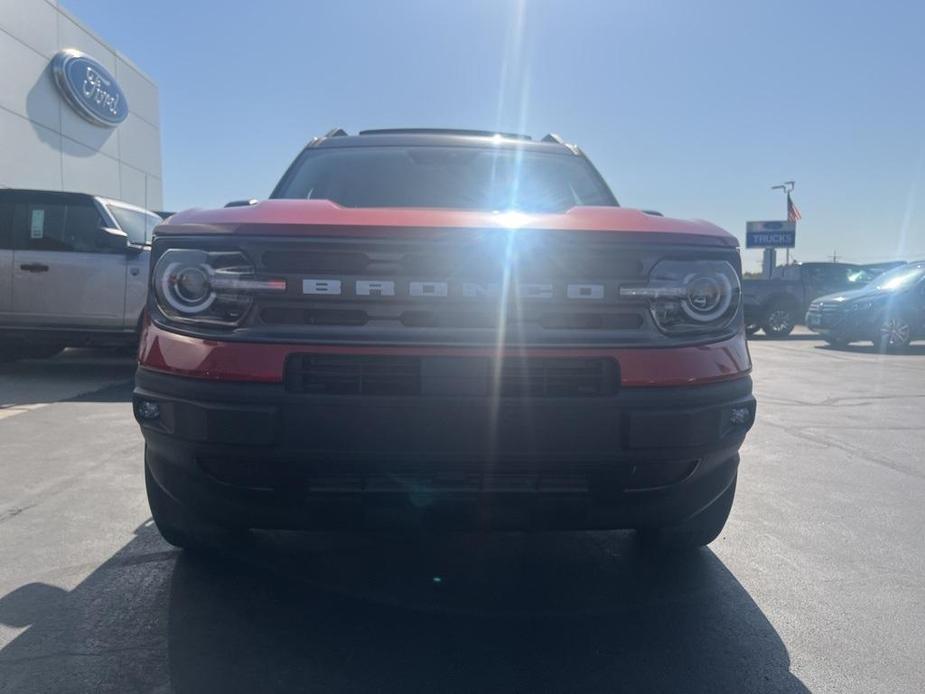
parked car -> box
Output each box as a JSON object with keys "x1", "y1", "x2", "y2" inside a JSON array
[
  {"x1": 134, "y1": 128, "x2": 756, "y2": 553},
  {"x1": 806, "y1": 261, "x2": 925, "y2": 351},
  {"x1": 0, "y1": 189, "x2": 160, "y2": 362},
  {"x1": 743, "y1": 262, "x2": 875, "y2": 337}
]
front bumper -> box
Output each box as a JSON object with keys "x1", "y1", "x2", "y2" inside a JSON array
[
  {"x1": 805, "y1": 308, "x2": 877, "y2": 340},
  {"x1": 135, "y1": 368, "x2": 755, "y2": 531}
]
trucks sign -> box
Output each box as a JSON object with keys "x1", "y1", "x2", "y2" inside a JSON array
[{"x1": 745, "y1": 221, "x2": 796, "y2": 249}]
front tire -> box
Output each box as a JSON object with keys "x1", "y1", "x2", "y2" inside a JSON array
[
  {"x1": 761, "y1": 303, "x2": 797, "y2": 338},
  {"x1": 145, "y1": 461, "x2": 243, "y2": 551},
  {"x1": 636, "y1": 475, "x2": 736, "y2": 551},
  {"x1": 876, "y1": 314, "x2": 913, "y2": 353}
]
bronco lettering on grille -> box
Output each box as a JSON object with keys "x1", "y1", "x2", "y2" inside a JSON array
[{"x1": 301, "y1": 279, "x2": 607, "y2": 300}]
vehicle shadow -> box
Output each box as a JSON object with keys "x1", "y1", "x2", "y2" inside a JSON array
[
  {"x1": 815, "y1": 342, "x2": 925, "y2": 356},
  {"x1": 63, "y1": 381, "x2": 134, "y2": 403},
  {"x1": 0, "y1": 349, "x2": 135, "y2": 406},
  {"x1": 747, "y1": 333, "x2": 820, "y2": 342},
  {"x1": 0, "y1": 523, "x2": 808, "y2": 693}
]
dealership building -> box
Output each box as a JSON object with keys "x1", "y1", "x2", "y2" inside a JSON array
[{"x1": 0, "y1": 0, "x2": 162, "y2": 210}]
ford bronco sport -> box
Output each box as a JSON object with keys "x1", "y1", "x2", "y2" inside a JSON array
[{"x1": 134, "y1": 128, "x2": 755, "y2": 551}]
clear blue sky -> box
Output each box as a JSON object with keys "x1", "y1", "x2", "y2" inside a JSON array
[{"x1": 65, "y1": 0, "x2": 925, "y2": 270}]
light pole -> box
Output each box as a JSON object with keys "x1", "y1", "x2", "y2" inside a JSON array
[{"x1": 771, "y1": 181, "x2": 796, "y2": 267}]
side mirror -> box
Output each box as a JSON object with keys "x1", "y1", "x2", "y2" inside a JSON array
[
  {"x1": 224, "y1": 199, "x2": 258, "y2": 208},
  {"x1": 98, "y1": 227, "x2": 141, "y2": 254}
]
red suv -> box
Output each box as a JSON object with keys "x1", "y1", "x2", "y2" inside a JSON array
[{"x1": 134, "y1": 128, "x2": 754, "y2": 551}]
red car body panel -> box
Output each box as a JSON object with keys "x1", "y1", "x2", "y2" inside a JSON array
[
  {"x1": 138, "y1": 318, "x2": 751, "y2": 387},
  {"x1": 161, "y1": 200, "x2": 738, "y2": 247},
  {"x1": 141, "y1": 202, "x2": 750, "y2": 386},
  {"x1": 137, "y1": 193, "x2": 755, "y2": 536}
]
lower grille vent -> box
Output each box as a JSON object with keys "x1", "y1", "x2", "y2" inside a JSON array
[
  {"x1": 284, "y1": 355, "x2": 619, "y2": 397},
  {"x1": 285, "y1": 355, "x2": 420, "y2": 395}
]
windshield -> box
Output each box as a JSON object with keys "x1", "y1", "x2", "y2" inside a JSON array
[
  {"x1": 106, "y1": 203, "x2": 161, "y2": 245},
  {"x1": 846, "y1": 268, "x2": 877, "y2": 285},
  {"x1": 272, "y1": 146, "x2": 617, "y2": 212},
  {"x1": 872, "y1": 263, "x2": 925, "y2": 290}
]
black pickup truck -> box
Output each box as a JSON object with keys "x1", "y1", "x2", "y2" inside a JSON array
[{"x1": 744, "y1": 262, "x2": 875, "y2": 337}]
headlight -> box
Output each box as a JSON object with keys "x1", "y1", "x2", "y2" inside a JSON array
[
  {"x1": 620, "y1": 259, "x2": 741, "y2": 335},
  {"x1": 152, "y1": 248, "x2": 286, "y2": 326}
]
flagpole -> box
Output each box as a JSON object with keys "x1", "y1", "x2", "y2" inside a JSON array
[
  {"x1": 785, "y1": 192, "x2": 791, "y2": 266},
  {"x1": 772, "y1": 181, "x2": 796, "y2": 267}
]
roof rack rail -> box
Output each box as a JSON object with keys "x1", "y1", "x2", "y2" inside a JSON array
[
  {"x1": 358, "y1": 128, "x2": 532, "y2": 141},
  {"x1": 541, "y1": 132, "x2": 582, "y2": 155},
  {"x1": 304, "y1": 128, "x2": 348, "y2": 148}
]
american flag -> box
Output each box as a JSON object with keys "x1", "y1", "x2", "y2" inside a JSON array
[{"x1": 787, "y1": 194, "x2": 802, "y2": 222}]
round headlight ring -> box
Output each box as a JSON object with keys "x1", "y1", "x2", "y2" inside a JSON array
[
  {"x1": 174, "y1": 266, "x2": 211, "y2": 304},
  {"x1": 681, "y1": 272, "x2": 733, "y2": 322},
  {"x1": 159, "y1": 260, "x2": 217, "y2": 314}
]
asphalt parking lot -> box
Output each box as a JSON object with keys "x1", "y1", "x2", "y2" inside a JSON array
[{"x1": 0, "y1": 333, "x2": 923, "y2": 693}]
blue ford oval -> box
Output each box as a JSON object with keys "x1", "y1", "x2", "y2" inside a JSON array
[{"x1": 51, "y1": 49, "x2": 129, "y2": 127}]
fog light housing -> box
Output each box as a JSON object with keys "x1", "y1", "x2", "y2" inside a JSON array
[
  {"x1": 729, "y1": 406, "x2": 750, "y2": 426},
  {"x1": 136, "y1": 400, "x2": 161, "y2": 420}
]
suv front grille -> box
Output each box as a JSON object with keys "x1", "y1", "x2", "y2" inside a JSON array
[
  {"x1": 224, "y1": 233, "x2": 741, "y2": 346},
  {"x1": 261, "y1": 246, "x2": 645, "y2": 279},
  {"x1": 260, "y1": 307, "x2": 644, "y2": 330},
  {"x1": 819, "y1": 303, "x2": 843, "y2": 313},
  {"x1": 284, "y1": 355, "x2": 620, "y2": 397}
]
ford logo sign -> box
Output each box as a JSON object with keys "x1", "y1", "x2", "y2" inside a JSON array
[{"x1": 51, "y1": 50, "x2": 128, "y2": 127}]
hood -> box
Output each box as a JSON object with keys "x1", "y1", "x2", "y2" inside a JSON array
[
  {"x1": 815, "y1": 285, "x2": 891, "y2": 304},
  {"x1": 158, "y1": 200, "x2": 737, "y2": 247}
]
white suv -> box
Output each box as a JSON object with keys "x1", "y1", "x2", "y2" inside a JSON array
[{"x1": 0, "y1": 189, "x2": 161, "y2": 362}]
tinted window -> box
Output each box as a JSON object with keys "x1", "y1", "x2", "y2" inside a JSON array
[
  {"x1": 273, "y1": 146, "x2": 617, "y2": 212},
  {"x1": 872, "y1": 264, "x2": 925, "y2": 291},
  {"x1": 106, "y1": 203, "x2": 160, "y2": 245},
  {"x1": 804, "y1": 264, "x2": 864, "y2": 286},
  {"x1": 65, "y1": 202, "x2": 105, "y2": 249},
  {"x1": 846, "y1": 268, "x2": 876, "y2": 285},
  {"x1": 0, "y1": 197, "x2": 12, "y2": 250},
  {"x1": 772, "y1": 266, "x2": 799, "y2": 280},
  {"x1": 13, "y1": 197, "x2": 106, "y2": 253}
]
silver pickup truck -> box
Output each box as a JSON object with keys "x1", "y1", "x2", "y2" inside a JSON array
[{"x1": 0, "y1": 189, "x2": 161, "y2": 362}]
